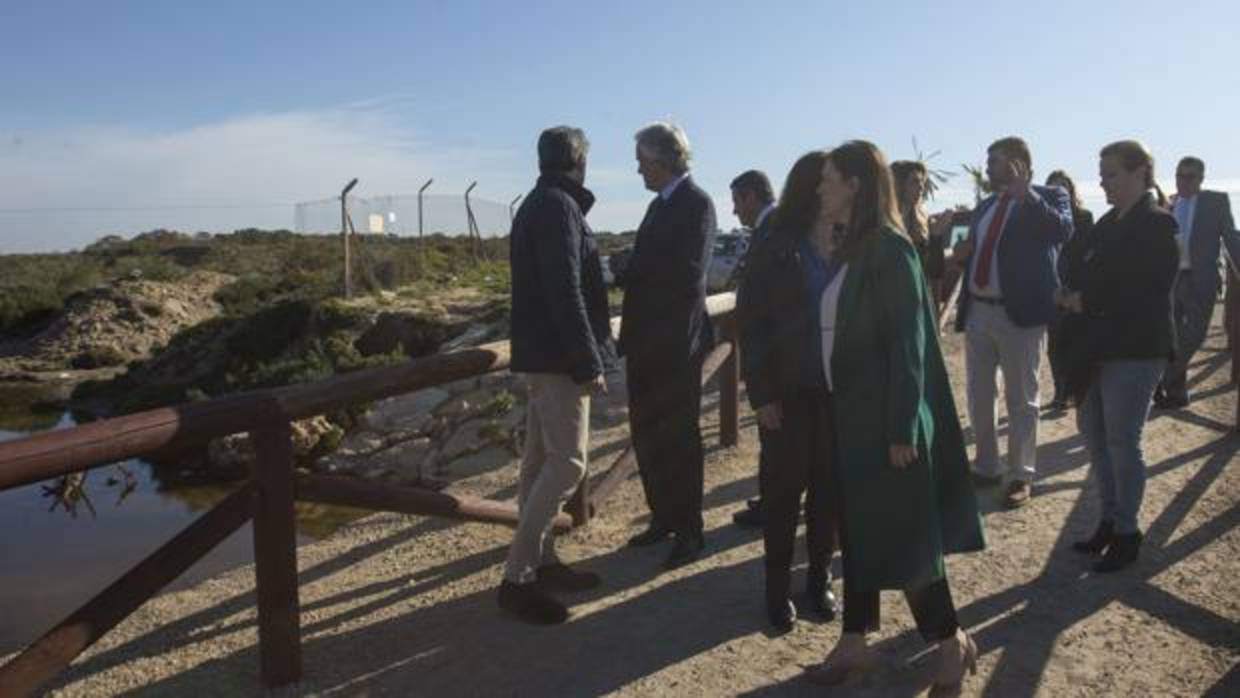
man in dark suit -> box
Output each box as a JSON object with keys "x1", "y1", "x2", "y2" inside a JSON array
[
  {"x1": 1156, "y1": 156, "x2": 1240, "y2": 408},
  {"x1": 616, "y1": 122, "x2": 717, "y2": 570},
  {"x1": 953, "y1": 137, "x2": 1072, "y2": 509},
  {"x1": 728, "y1": 169, "x2": 776, "y2": 529}
]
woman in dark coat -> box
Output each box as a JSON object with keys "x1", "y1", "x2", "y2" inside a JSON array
[
  {"x1": 806, "y1": 141, "x2": 985, "y2": 694},
  {"x1": 1057, "y1": 141, "x2": 1179, "y2": 573},
  {"x1": 736, "y1": 150, "x2": 840, "y2": 632},
  {"x1": 1045, "y1": 169, "x2": 1095, "y2": 410}
]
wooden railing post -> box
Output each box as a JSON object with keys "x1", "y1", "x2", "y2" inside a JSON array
[
  {"x1": 719, "y1": 313, "x2": 740, "y2": 447},
  {"x1": 566, "y1": 475, "x2": 590, "y2": 527},
  {"x1": 251, "y1": 423, "x2": 302, "y2": 688}
]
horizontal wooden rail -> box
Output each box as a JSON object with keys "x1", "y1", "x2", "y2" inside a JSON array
[
  {"x1": 0, "y1": 483, "x2": 255, "y2": 697},
  {"x1": 0, "y1": 295, "x2": 737, "y2": 492},
  {"x1": 296, "y1": 474, "x2": 573, "y2": 531}
]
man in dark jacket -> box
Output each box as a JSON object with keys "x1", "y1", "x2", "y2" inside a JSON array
[
  {"x1": 728, "y1": 169, "x2": 776, "y2": 529},
  {"x1": 617, "y1": 121, "x2": 716, "y2": 569},
  {"x1": 1157, "y1": 156, "x2": 1240, "y2": 408},
  {"x1": 501, "y1": 126, "x2": 611, "y2": 625}
]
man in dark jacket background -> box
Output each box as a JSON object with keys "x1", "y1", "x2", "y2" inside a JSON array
[
  {"x1": 617, "y1": 121, "x2": 717, "y2": 569},
  {"x1": 728, "y1": 169, "x2": 776, "y2": 529},
  {"x1": 501, "y1": 126, "x2": 611, "y2": 625}
]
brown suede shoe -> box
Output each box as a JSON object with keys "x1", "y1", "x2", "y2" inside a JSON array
[{"x1": 1004, "y1": 480, "x2": 1032, "y2": 509}]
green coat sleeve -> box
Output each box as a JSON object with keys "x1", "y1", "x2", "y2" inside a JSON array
[{"x1": 873, "y1": 233, "x2": 927, "y2": 449}]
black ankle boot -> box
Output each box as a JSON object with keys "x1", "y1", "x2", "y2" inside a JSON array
[
  {"x1": 1072, "y1": 520, "x2": 1114, "y2": 554},
  {"x1": 1094, "y1": 531, "x2": 1142, "y2": 573}
]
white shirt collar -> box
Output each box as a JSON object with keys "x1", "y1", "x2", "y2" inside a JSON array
[
  {"x1": 754, "y1": 203, "x2": 776, "y2": 229},
  {"x1": 660, "y1": 172, "x2": 690, "y2": 200}
]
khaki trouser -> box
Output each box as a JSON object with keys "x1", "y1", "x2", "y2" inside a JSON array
[
  {"x1": 503, "y1": 373, "x2": 590, "y2": 584},
  {"x1": 964, "y1": 301, "x2": 1045, "y2": 482}
]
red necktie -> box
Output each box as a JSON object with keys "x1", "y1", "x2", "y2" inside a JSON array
[{"x1": 974, "y1": 194, "x2": 1011, "y2": 288}]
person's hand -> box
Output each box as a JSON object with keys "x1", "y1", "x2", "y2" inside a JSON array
[
  {"x1": 929, "y1": 210, "x2": 954, "y2": 238},
  {"x1": 950, "y1": 238, "x2": 974, "y2": 266},
  {"x1": 1063, "y1": 291, "x2": 1084, "y2": 313},
  {"x1": 587, "y1": 374, "x2": 608, "y2": 396},
  {"x1": 889, "y1": 444, "x2": 917, "y2": 468},
  {"x1": 1005, "y1": 160, "x2": 1033, "y2": 198},
  {"x1": 756, "y1": 403, "x2": 783, "y2": 431}
]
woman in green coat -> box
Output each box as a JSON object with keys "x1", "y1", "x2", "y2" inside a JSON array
[{"x1": 807, "y1": 141, "x2": 985, "y2": 694}]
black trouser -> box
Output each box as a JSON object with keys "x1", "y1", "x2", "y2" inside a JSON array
[
  {"x1": 1047, "y1": 308, "x2": 1068, "y2": 399},
  {"x1": 627, "y1": 354, "x2": 705, "y2": 537},
  {"x1": 760, "y1": 386, "x2": 835, "y2": 602},
  {"x1": 821, "y1": 393, "x2": 960, "y2": 643}
]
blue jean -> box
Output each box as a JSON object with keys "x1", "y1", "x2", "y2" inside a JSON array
[{"x1": 1075, "y1": 359, "x2": 1165, "y2": 534}]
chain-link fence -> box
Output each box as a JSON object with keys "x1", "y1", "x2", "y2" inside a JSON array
[{"x1": 294, "y1": 193, "x2": 512, "y2": 237}]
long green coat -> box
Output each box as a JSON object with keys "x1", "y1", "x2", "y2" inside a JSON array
[{"x1": 830, "y1": 226, "x2": 984, "y2": 590}]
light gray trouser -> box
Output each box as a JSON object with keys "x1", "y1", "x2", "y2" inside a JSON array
[
  {"x1": 503, "y1": 373, "x2": 590, "y2": 584},
  {"x1": 1076, "y1": 359, "x2": 1165, "y2": 534},
  {"x1": 964, "y1": 301, "x2": 1045, "y2": 482}
]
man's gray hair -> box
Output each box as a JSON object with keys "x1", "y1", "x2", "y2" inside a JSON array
[
  {"x1": 538, "y1": 126, "x2": 589, "y2": 174},
  {"x1": 635, "y1": 121, "x2": 692, "y2": 175}
]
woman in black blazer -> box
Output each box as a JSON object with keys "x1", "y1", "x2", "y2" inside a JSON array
[
  {"x1": 1045, "y1": 170, "x2": 1094, "y2": 410},
  {"x1": 1057, "y1": 140, "x2": 1179, "y2": 572},
  {"x1": 736, "y1": 150, "x2": 840, "y2": 631}
]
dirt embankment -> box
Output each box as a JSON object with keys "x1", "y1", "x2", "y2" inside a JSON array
[{"x1": 0, "y1": 271, "x2": 233, "y2": 383}]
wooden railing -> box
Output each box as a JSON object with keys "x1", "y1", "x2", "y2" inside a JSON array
[{"x1": 0, "y1": 294, "x2": 740, "y2": 696}]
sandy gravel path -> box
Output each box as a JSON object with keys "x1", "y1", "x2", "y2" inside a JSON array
[{"x1": 22, "y1": 313, "x2": 1240, "y2": 697}]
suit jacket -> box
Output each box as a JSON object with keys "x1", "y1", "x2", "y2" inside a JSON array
[
  {"x1": 1172, "y1": 190, "x2": 1240, "y2": 303},
  {"x1": 617, "y1": 176, "x2": 717, "y2": 367},
  {"x1": 954, "y1": 184, "x2": 1073, "y2": 330},
  {"x1": 731, "y1": 206, "x2": 774, "y2": 289},
  {"x1": 736, "y1": 223, "x2": 816, "y2": 410}
]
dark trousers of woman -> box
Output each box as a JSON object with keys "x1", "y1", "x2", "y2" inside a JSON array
[
  {"x1": 1047, "y1": 309, "x2": 1069, "y2": 400},
  {"x1": 821, "y1": 393, "x2": 960, "y2": 643},
  {"x1": 760, "y1": 385, "x2": 835, "y2": 604}
]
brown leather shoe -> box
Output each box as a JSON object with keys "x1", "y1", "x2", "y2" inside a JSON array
[{"x1": 1004, "y1": 480, "x2": 1032, "y2": 509}]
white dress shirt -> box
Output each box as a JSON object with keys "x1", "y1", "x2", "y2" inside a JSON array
[
  {"x1": 660, "y1": 172, "x2": 690, "y2": 201},
  {"x1": 818, "y1": 264, "x2": 849, "y2": 392},
  {"x1": 968, "y1": 195, "x2": 1015, "y2": 298},
  {"x1": 1173, "y1": 194, "x2": 1198, "y2": 270},
  {"x1": 754, "y1": 203, "x2": 776, "y2": 230}
]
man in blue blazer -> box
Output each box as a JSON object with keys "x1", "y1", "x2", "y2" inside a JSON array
[
  {"x1": 616, "y1": 122, "x2": 717, "y2": 570},
  {"x1": 954, "y1": 137, "x2": 1073, "y2": 508},
  {"x1": 1156, "y1": 156, "x2": 1240, "y2": 408}
]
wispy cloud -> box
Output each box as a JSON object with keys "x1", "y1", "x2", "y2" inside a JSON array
[{"x1": 0, "y1": 103, "x2": 524, "y2": 252}]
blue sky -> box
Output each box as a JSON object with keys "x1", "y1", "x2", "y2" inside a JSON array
[{"x1": 2, "y1": 0, "x2": 1238, "y2": 252}]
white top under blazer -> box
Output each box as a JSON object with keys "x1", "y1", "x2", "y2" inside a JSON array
[{"x1": 818, "y1": 263, "x2": 849, "y2": 392}]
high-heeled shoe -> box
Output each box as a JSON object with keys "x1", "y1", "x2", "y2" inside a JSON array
[
  {"x1": 929, "y1": 628, "x2": 977, "y2": 697},
  {"x1": 1072, "y1": 519, "x2": 1114, "y2": 554},
  {"x1": 804, "y1": 633, "x2": 879, "y2": 685}
]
